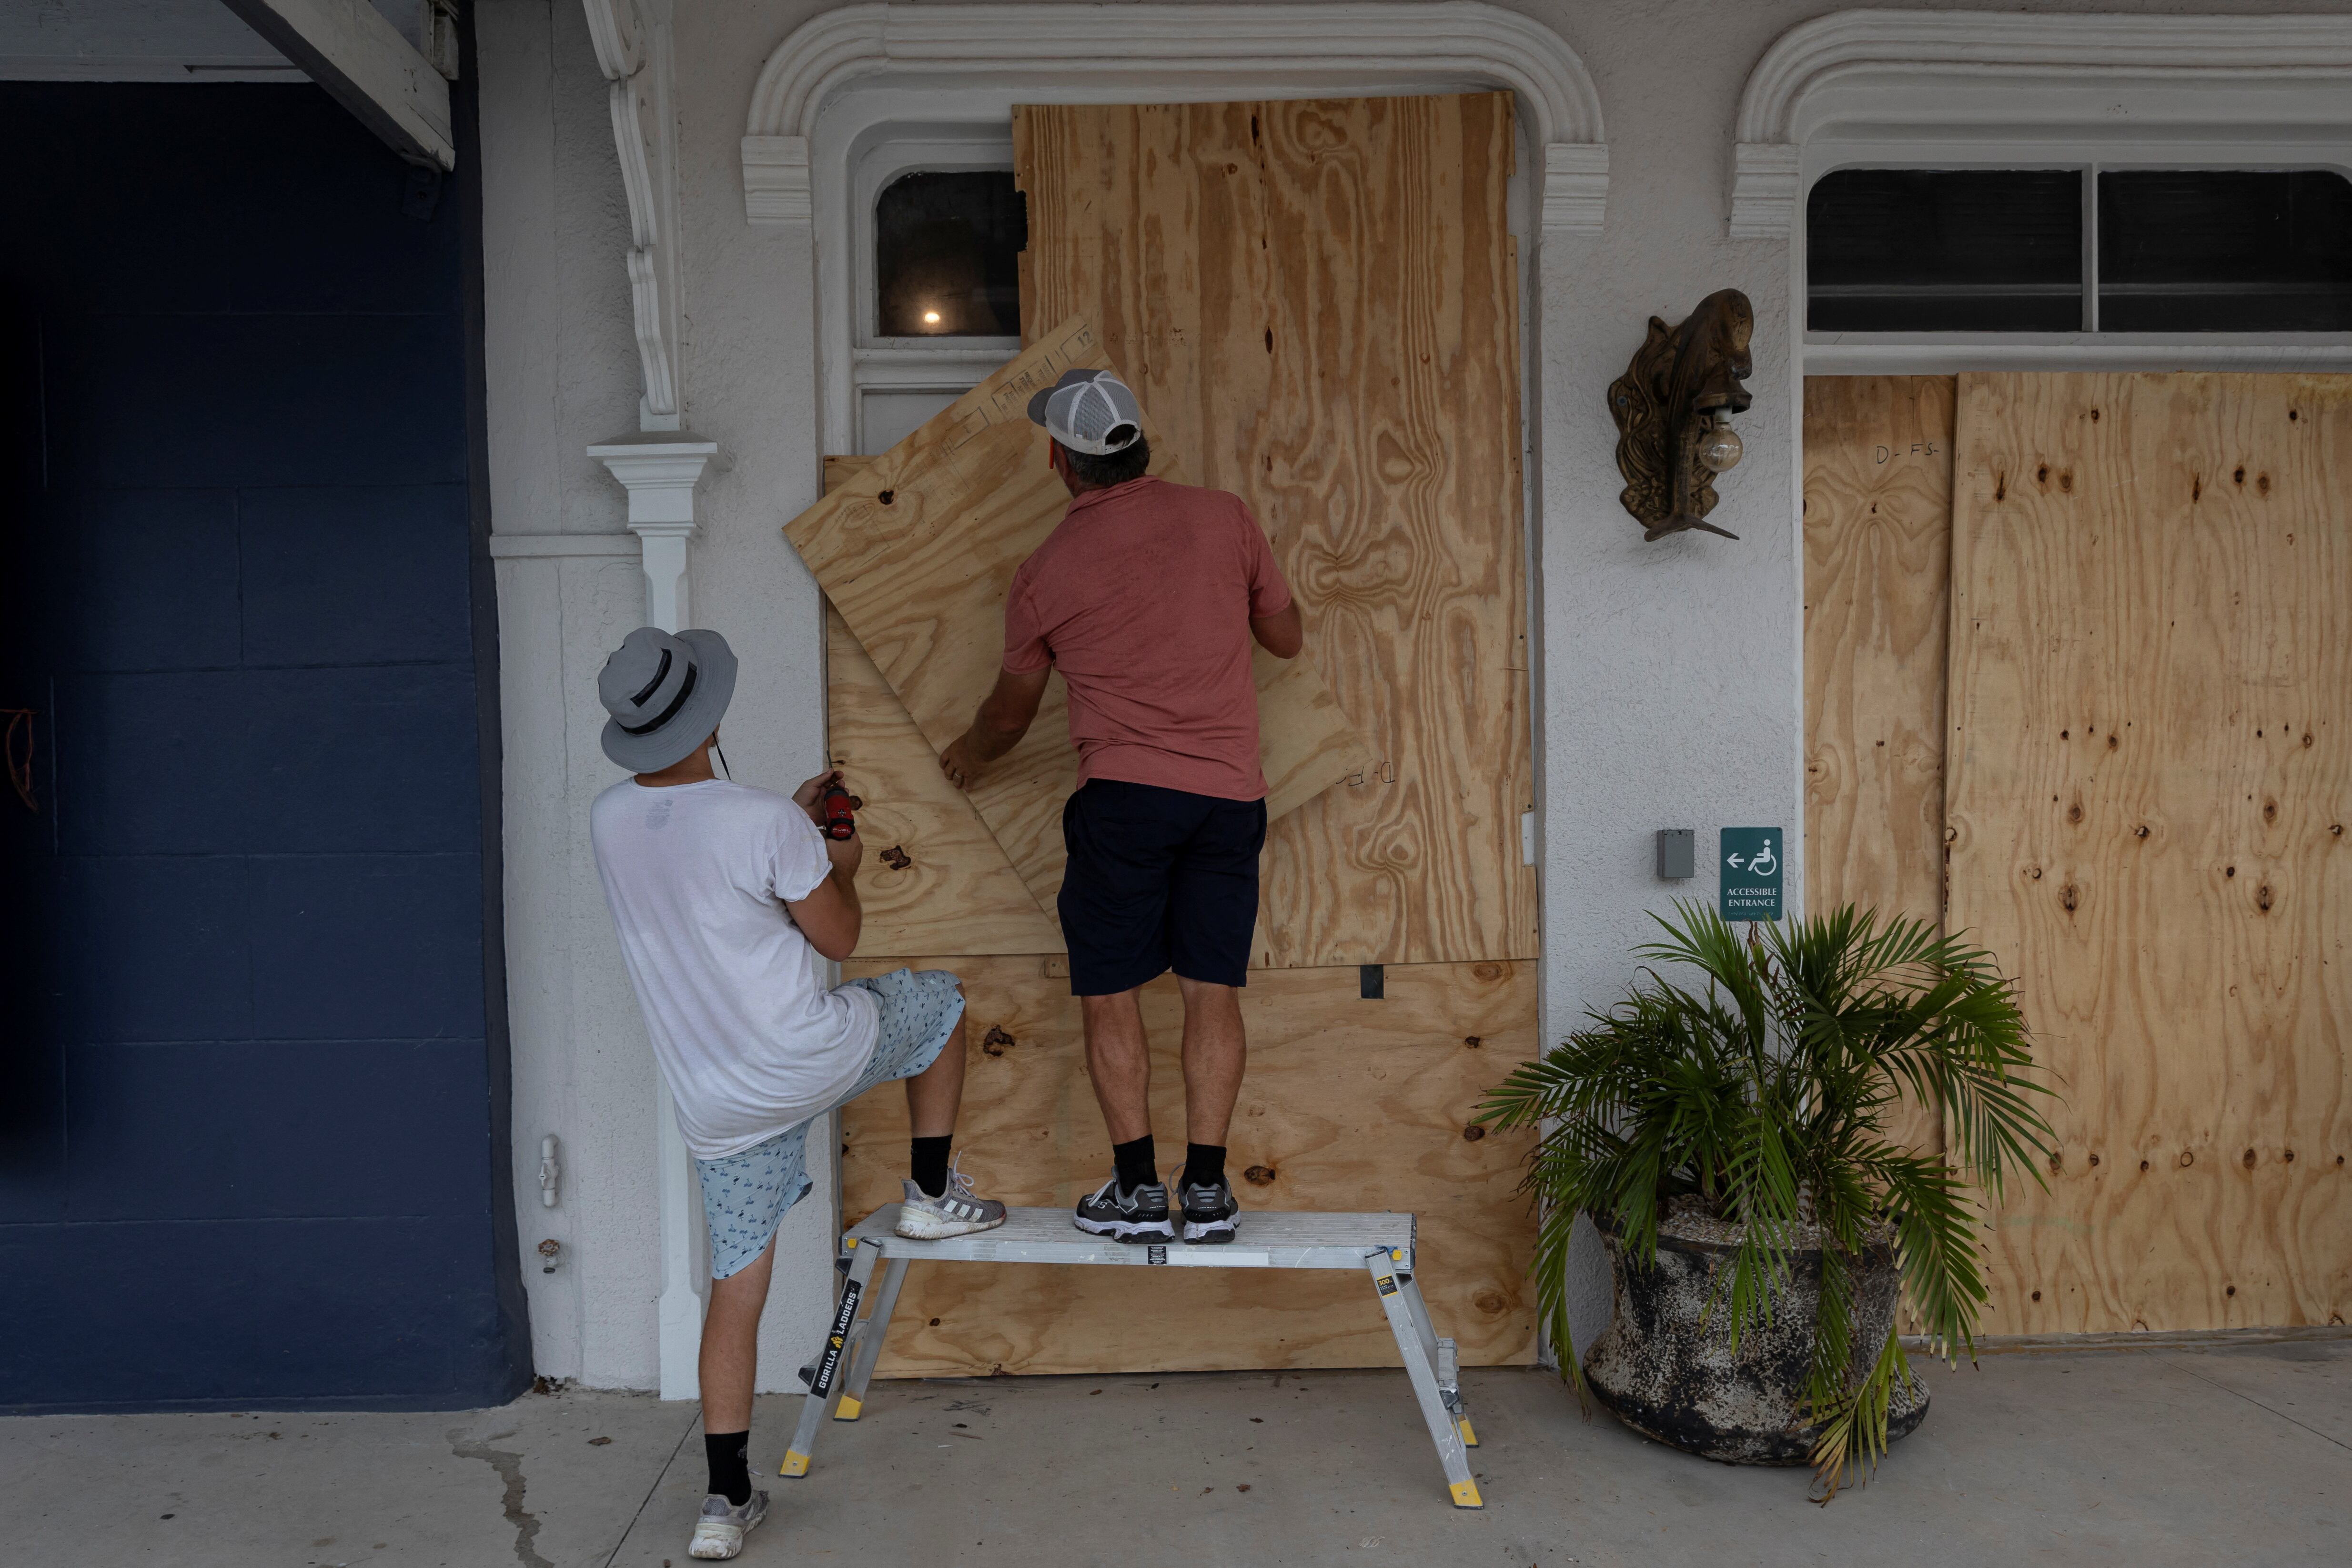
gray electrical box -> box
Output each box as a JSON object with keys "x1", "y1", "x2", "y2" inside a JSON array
[{"x1": 1655, "y1": 829, "x2": 1695, "y2": 880}]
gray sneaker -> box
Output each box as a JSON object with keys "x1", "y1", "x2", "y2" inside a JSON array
[
  {"x1": 894, "y1": 1155, "x2": 1007, "y2": 1240},
  {"x1": 1073, "y1": 1173, "x2": 1175, "y2": 1243},
  {"x1": 689, "y1": 1490, "x2": 768, "y2": 1559}
]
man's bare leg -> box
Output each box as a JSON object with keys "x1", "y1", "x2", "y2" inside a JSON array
[
  {"x1": 1081, "y1": 987, "x2": 1153, "y2": 1143},
  {"x1": 904, "y1": 1009, "x2": 968, "y2": 1138},
  {"x1": 1176, "y1": 977, "x2": 1246, "y2": 1147},
  {"x1": 892, "y1": 1000, "x2": 1006, "y2": 1238},
  {"x1": 699, "y1": 1232, "x2": 776, "y2": 1436}
]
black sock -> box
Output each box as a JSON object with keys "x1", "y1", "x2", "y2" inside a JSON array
[
  {"x1": 1112, "y1": 1134, "x2": 1158, "y2": 1192},
  {"x1": 1182, "y1": 1143, "x2": 1227, "y2": 1192},
  {"x1": 910, "y1": 1134, "x2": 953, "y2": 1198},
  {"x1": 705, "y1": 1430, "x2": 751, "y2": 1506}
]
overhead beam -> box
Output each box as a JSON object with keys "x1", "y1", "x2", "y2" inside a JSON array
[{"x1": 218, "y1": 0, "x2": 455, "y2": 170}]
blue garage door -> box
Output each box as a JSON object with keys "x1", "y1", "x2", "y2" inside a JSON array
[{"x1": 0, "y1": 78, "x2": 529, "y2": 1410}]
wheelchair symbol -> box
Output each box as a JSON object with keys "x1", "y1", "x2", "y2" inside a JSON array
[{"x1": 1726, "y1": 839, "x2": 1778, "y2": 877}]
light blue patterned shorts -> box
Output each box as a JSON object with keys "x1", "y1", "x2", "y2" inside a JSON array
[{"x1": 695, "y1": 967, "x2": 965, "y2": 1280}]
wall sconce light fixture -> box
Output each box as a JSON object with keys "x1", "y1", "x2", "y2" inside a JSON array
[{"x1": 1606, "y1": 288, "x2": 1755, "y2": 540}]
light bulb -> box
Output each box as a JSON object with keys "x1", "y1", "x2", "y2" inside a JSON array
[
  {"x1": 1696, "y1": 416, "x2": 1743, "y2": 474},
  {"x1": 922, "y1": 309, "x2": 942, "y2": 326}
]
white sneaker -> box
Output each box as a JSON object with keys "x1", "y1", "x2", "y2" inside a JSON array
[
  {"x1": 894, "y1": 1154, "x2": 1008, "y2": 1239},
  {"x1": 689, "y1": 1490, "x2": 768, "y2": 1559}
]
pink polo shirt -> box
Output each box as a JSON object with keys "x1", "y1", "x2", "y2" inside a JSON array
[{"x1": 1002, "y1": 475, "x2": 1293, "y2": 802}]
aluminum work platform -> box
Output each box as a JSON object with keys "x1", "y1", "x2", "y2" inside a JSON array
[{"x1": 781, "y1": 1205, "x2": 1484, "y2": 1508}]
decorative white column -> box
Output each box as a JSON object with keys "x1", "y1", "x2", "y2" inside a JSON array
[
  {"x1": 590, "y1": 431, "x2": 722, "y2": 1402},
  {"x1": 587, "y1": 436, "x2": 722, "y2": 627}
]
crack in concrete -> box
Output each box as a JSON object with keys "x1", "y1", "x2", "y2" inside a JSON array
[
  {"x1": 448, "y1": 1427, "x2": 555, "y2": 1568},
  {"x1": 2165, "y1": 1356, "x2": 2352, "y2": 1454},
  {"x1": 602, "y1": 1409, "x2": 705, "y2": 1568}
]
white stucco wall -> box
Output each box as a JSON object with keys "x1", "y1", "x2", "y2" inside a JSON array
[{"x1": 475, "y1": 0, "x2": 2351, "y2": 1391}]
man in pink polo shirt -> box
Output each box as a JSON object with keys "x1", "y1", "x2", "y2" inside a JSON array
[{"x1": 939, "y1": 368, "x2": 1304, "y2": 1245}]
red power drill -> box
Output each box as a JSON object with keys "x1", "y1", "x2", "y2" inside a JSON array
[{"x1": 820, "y1": 777, "x2": 858, "y2": 840}]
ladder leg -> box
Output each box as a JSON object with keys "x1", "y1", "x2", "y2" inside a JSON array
[
  {"x1": 1398, "y1": 1273, "x2": 1474, "y2": 1448},
  {"x1": 834, "y1": 1254, "x2": 908, "y2": 1420},
  {"x1": 782, "y1": 1236, "x2": 881, "y2": 1477},
  {"x1": 1396, "y1": 1269, "x2": 1440, "y2": 1365},
  {"x1": 1368, "y1": 1254, "x2": 1481, "y2": 1508}
]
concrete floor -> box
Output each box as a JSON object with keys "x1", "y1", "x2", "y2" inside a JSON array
[{"x1": 3, "y1": 1341, "x2": 2345, "y2": 1567}]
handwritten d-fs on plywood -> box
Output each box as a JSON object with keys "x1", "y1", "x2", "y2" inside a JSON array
[{"x1": 784, "y1": 317, "x2": 1373, "y2": 921}]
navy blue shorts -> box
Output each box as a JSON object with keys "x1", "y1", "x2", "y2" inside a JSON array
[{"x1": 1058, "y1": 779, "x2": 1267, "y2": 995}]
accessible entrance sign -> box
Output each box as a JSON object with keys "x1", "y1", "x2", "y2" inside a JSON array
[{"x1": 1719, "y1": 828, "x2": 1783, "y2": 921}]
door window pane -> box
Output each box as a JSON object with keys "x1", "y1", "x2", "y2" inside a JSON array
[
  {"x1": 875, "y1": 171, "x2": 1026, "y2": 337},
  {"x1": 2099, "y1": 171, "x2": 2352, "y2": 332},
  {"x1": 1807, "y1": 169, "x2": 2083, "y2": 332}
]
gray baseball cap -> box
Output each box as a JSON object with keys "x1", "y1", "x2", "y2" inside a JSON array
[
  {"x1": 597, "y1": 626, "x2": 737, "y2": 772},
  {"x1": 1025, "y1": 368, "x2": 1144, "y2": 455}
]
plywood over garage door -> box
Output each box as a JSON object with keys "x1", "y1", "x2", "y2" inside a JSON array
[
  {"x1": 1945, "y1": 371, "x2": 2352, "y2": 1335},
  {"x1": 839, "y1": 955, "x2": 1541, "y2": 1376},
  {"x1": 1016, "y1": 93, "x2": 1537, "y2": 971}
]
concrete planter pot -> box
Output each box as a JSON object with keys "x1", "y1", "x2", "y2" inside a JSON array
[{"x1": 1582, "y1": 1211, "x2": 1930, "y2": 1465}]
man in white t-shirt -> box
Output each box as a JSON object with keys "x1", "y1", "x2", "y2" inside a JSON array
[{"x1": 588, "y1": 625, "x2": 1005, "y2": 1562}]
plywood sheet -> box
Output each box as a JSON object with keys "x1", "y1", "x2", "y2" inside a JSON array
[
  {"x1": 1802, "y1": 376, "x2": 1957, "y2": 1180},
  {"x1": 820, "y1": 455, "x2": 1061, "y2": 956},
  {"x1": 1803, "y1": 376, "x2": 1957, "y2": 929},
  {"x1": 783, "y1": 318, "x2": 1373, "y2": 921},
  {"x1": 838, "y1": 956, "x2": 1541, "y2": 1375},
  {"x1": 1017, "y1": 95, "x2": 1537, "y2": 969},
  {"x1": 826, "y1": 605, "x2": 1063, "y2": 955},
  {"x1": 1945, "y1": 371, "x2": 2352, "y2": 1335}
]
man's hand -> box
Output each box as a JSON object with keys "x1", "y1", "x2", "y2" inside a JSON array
[
  {"x1": 939, "y1": 735, "x2": 985, "y2": 791},
  {"x1": 791, "y1": 768, "x2": 841, "y2": 827},
  {"x1": 939, "y1": 665, "x2": 1052, "y2": 792}
]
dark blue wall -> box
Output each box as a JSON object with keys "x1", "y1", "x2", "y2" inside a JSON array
[{"x1": 0, "y1": 70, "x2": 530, "y2": 1410}]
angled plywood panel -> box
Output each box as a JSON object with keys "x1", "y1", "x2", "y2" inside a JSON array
[
  {"x1": 1945, "y1": 371, "x2": 2352, "y2": 1335},
  {"x1": 826, "y1": 606, "x2": 1063, "y2": 955},
  {"x1": 819, "y1": 456, "x2": 1061, "y2": 956},
  {"x1": 1017, "y1": 93, "x2": 1537, "y2": 969},
  {"x1": 784, "y1": 318, "x2": 1373, "y2": 920},
  {"x1": 839, "y1": 955, "x2": 1540, "y2": 1375}
]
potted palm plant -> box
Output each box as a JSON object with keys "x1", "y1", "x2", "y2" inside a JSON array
[{"x1": 1480, "y1": 903, "x2": 2052, "y2": 1497}]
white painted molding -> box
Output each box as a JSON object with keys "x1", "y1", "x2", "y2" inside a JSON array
[
  {"x1": 1805, "y1": 333, "x2": 2352, "y2": 376},
  {"x1": 585, "y1": 427, "x2": 722, "y2": 1401},
  {"x1": 741, "y1": 2, "x2": 1608, "y2": 234},
  {"x1": 587, "y1": 435, "x2": 722, "y2": 634},
  {"x1": 1730, "y1": 10, "x2": 2352, "y2": 237},
  {"x1": 1541, "y1": 143, "x2": 1609, "y2": 236},
  {"x1": 486, "y1": 533, "x2": 642, "y2": 559},
  {"x1": 653, "y1": 1075, "x2": 702, "y2": 1402},
  {"x1": 581, "y1": 0, "x2": 644, "y2": 78},
  {"x1": 1727, "y1": 144, "x2": 1800, "y2": 243},
  {"x1": 585, "y1": 0, "x2": 684, "y2": 429},
  {"x1": 219, "y1": 0, "x2": 454, "y2": 169}
]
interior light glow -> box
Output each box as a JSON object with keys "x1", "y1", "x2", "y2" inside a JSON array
[{"x1": 923, "y1": 309, "x2": 942, "y2": 325}]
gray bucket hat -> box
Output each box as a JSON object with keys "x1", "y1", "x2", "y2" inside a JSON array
[{"x1": 597, "y1": 626, "x2": 737, "y2": 772}]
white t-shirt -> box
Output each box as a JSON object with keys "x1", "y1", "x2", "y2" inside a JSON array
[{"x1": 589, "y1": 778, "x2": 880, "y2": 1160}]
